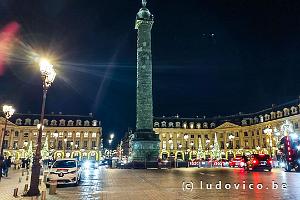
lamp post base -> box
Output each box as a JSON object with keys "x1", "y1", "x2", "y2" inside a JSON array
[{"x1": 23, "y1": 158, "x2": 41, "y2": 197}]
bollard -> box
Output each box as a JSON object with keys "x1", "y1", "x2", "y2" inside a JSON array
[
  {"x1": 26, "y1": 169, "x2": 29, "y2": 175},
  {"x1": 13, "y1": 188, "x2": 18, "y2": 197},
  {"x1": 41, "y1": 191, "x2": 46, "y2": 200},
  {"x1": 49, "y1": 180, "x2": 57, "y2": 195},
  {"x1": 23, "y1": 184, "x2": 28, "y2": 193},
  {"x1": 26, "y1": 175, "x2": 29, "y2": 181},
  {"x1": 19, "y1": 177, "x2": 22, "y2": 183},
  {"x1": 21, "y1": 170, "x2": 24, "y2": 176},
  {"x1": 39, "y1": 178, "x2": 42, "y2": 185}
]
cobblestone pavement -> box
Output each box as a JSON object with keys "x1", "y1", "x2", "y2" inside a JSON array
[
  {"x1": 1, "y1": 167, "x2": 300, "y2": 200},
  {"x1": 0, "y1": 168, "x2": 46, "y2": 200}
]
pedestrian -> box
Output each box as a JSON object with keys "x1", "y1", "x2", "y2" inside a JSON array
[
  {"x1": 21, "y1": 158, "x2": 26, "y2": 169},
  {"x1": 3, "y1": 156, "x2": 12, "y2": 177},
  {"x1": 2, "y1": 157, "x2": 8, "y2": 177},
  {"x1": 0, "y1": 155, "x2": 4, "y2": 181}
]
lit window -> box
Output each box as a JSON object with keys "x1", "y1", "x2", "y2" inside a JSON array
[
  {"x1": 92, "y1": 132, "x2": 97, "y2": 138},
  {"x1": 68, "y1": 132, "x2": 73, "y2": 138},
  {"x1": 59, "y1": 132, "x2": 64, "y2": 137},
  {"x1": 84, "y1": 132, "x2": 89, "y2": 138},
  {"x1": 76, "y1": 132, "x2": 81, "y2": 138}
]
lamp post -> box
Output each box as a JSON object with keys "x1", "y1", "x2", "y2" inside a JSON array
[
  {"x1": 108, "y1": 139, "x2": 112, "y2": 167},
  {"x1": 190, "y1": 141, "x2": 194, "y2": 159},
  {"x1": 70, "y1": 141, "x2": 74, "y2": 151},
  {"x1": 264, "y1": 126, "x2": 273, "y2": 158},
  {"x1": 184, "y1": 134, "x2": 189, "y2": 161},
  {"x1": 53, "y1": 131, "x2": 58, "y2": 150},
  {"x1": 205, "y1": 139, "x2": 210, "y2": 150},
  {"x1": 1, "y1": 105, "x2": 15, "y2": 156},
  {"x1": 26, "y1": 58, "x2": 56, "y2": 197},
  {"x1": 63, "y1": 137, "x2": 67, "y2": 158}
]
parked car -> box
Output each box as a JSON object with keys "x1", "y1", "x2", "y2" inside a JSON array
[
  {"x1": 245, "y1": 154, "x2": 272, "y2": 172},
  {"x1": 46, "y1": 158, "x2": 82, "y2": 186}
]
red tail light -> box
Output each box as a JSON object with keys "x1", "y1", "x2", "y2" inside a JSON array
[
  {"x1": 267, "y1": 159, "x2": 272, "y2": 164},
  {"x1": 253, "y1": 159, "x2": 258, "y2": 164}
]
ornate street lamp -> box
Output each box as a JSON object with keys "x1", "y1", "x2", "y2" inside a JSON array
[
  {"x1": 1, "y1": 105, "x2": 15, "y2": 156},
  {"x1": 25, "y1": 58, "x2": 56, "y2": 197}
]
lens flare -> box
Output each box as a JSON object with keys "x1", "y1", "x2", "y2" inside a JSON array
[{"x1": 0, "y1": 21, "x2": 20, "y2": 75}]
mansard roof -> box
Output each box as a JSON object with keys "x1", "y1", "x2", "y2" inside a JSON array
[
  {"x1": 154, "y1": 98, "x2": 300, "y2": 129},
  {"x1": 7, "y1": 112, "x2": 101, "y2": 127}
]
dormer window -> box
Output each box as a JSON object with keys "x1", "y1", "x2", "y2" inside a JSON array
[
  {"x1": 24, "y1": 118, "x2": 31, "y2": 125},
  {"x1": 16, "y1": 118, "x2": 22, "y2": 125},
  {"x1": 277, "y1": 111, "x2": 283, "y2": 118},
  {"x1": 175, "y1": 122, "x2": 181, "y2": 128},
  {"x1": 183, "y1": 122, "x2": 187, "y2": 129},
  {"x1": 33, "y1": 119, "x2": 39, "y2": 126},
  {"x1": 189, "y1": 122, "x2": 194, "y2": 129},
  {"x1": 154, "y1": 122, "x2": 159, "y2": 128},
  {"x1": 203, "y1": 122, "x2": 208, "y2": 129},
  {"x1": 196, "y1": 123, "x2": 201, "y2": 129},
  {"x1": 43, "y1": 119, "x2": 49, "y2": 126},
  {"x1": 270, "y1": 112, "x2": 276, "y2": 119},
  {"x1": 210, "y1": 122, "x2": 216, "y2": 128},
  {"x1": 241, "y1": 120, "x2": 247, "y2": 126},
  {"x1": 92, "y1": 120, "x2": 98, "y2": 126},
  {"x1": 264, "y1": 114, "x2": 270, "y2": 121},
  {"x1": 76, "y1": 120, "x2": 82, "y2": 126},
  {"x1": 67, "y1": 120, "x2": 74, "y2": 126},
  {"x1": 168, "y1": 122, "x2": 174, "y2": 128},
  {"x1": 59, "y1": 119, "x2": 66, "y2": 126},
  {"x1": 259, "y1": 115, "x2": 264, "y2": 123},
  {"x1": 161, "y1": 121, "x2": 167, "y2": 127},
  {"x1": 283, "y1": 108, "x2": 290, "y2": 116},
  {"x1": 291, "y1": 106, "x2": 298, "y2": 114},
  {"x1": 84, "y1": 120, "x2": 90, "y2": 126},
  {"x1": 254, "y1": 117, "x2": 259, "y2": 123},
  {"x1": 50, "y1": 120, "x2": 57, "y2": 126}
]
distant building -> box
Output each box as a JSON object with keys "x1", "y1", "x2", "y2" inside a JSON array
[
  {"x1": 0, "y1": 112, "x2": 102, "y2": 161},
  {"x1": 154, "y1": 99, "x2": 300, "y2": 161}
]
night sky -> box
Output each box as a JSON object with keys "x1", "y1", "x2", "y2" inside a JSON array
[{"x1": 1, "y1": 0, "x2": 300, "y2": 146}]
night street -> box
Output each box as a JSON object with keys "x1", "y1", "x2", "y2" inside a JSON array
[{"x1": 49, "y1": 167, "x2": 300, "y2": 200}]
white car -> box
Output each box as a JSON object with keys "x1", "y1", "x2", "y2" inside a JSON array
[{"x1": 46, "y1": 159, "x2": 81, "y2": 186}]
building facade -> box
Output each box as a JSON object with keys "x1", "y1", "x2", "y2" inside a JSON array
[
  {"x1": 0, "y1": 113, "x2": 102, "y2": 161},
  {"x1": 154, "y1": 100, "x2": 300, "y2": 161}
]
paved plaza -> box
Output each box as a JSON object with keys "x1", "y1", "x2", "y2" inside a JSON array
[{"x1": 1, "y1": 167, "x2": 300, "y2": 200}]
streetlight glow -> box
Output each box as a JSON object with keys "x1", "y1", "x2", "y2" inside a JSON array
[{"x1": 110, "y1": 133, "x2": 114, "y2": 139}]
